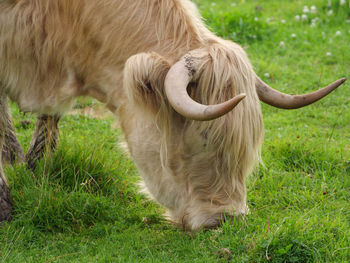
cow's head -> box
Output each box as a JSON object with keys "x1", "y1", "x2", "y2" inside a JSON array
[{"x1": 119, "y1": 41, "x2": 345, "y2": 230}]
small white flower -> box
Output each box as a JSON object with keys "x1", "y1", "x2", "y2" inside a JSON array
[
  {"x1": 310, "y1": 5, "x2": 317, "y2": 14},
  {"x1": 211, "y1": 2, "x2": 216, "y2": 6},
  {"x1": 326, "y1": 52, "x2": 332, "y2": 56},
  {"x1": 291, "y1": 33, "x2": 297, "y2": 38},
  {"x1": 346, "y1": 19, "x2": 350, "y2": 24},
  {"x1": 231, "y1": 3, "x2": 237, "y2": 7},
  {"x1": 335, "y1": 30, "x2": 342, "y2": 36},
  {"x1": 295, "y1": 15, "x2": 301, "y2": 21},
  {"x1": 328, "y1": 10, "x2": 333, "y2": 16},
  {"x1": 303, "y1": 6, "x2": 309, "y2": 13},
  {"x1": 302, "y1": 14, "x2": 308, "y2": 21},
  {"x1": 264, "y1": 73, "x2": 270, "y2": 78},
  {"x1": 311, "y1": 18, "x2": 319, "y2": 27},
  {"x1": 281, "y1": 19, "x2": 286, "y2": 24},
  {"x1": 254, "y1": 17, "x2": 259, "y2": 21},
  {"x1": 279, "y1": 41, "x2": 285, "y2": 47},
  {"x1": 340, "y1": 0, "x2": 346, "y2": 6}
]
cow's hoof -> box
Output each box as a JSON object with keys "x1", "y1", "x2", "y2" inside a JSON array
[
  {"x1": 0, "y1": 200, "x2": 12, "y2": 222},
  {"x1": 0, "y1": 183, "x2": 13, "y2": 222}
]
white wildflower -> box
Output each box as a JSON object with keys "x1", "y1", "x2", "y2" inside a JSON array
[
  {"x1": 303, "y1": 6, "x2": 309, "y2": 13},
  {"x1": 295, "y1": 15, "x2": 301, "y2": 21},
  {"x1": 335, "y1": 30, "x2": 342, "y2": 36},
  {"x1": 346, "y1": 19, "x2": 350, "y2": 23},
  {"x1": 310, "y1": 6, "x2": 317, "y2": 14},
  {"x1": 302, "y1": 14, "x2": 308, "y2": 21},
  {"x1": 291, "y1": 33, "x2": 296, "y2": 38},
  {"x1": 264, "y1": 73, "x2": 270, "y2": 78},
  {"x1": 328, "y1": 10, "x2": 333, "y2": 16},
  {"x1": 311, "y1": 17, "x2": 319, "y2": 27},
  {"x1": 254, "y1": 17, "x2": 259, "y2": 21},
  {"x1": 340, "y1": 0, "x2": 346, "y2": 6},
  {"x1": 281, "y1": 19, "x2": 286, "y2": 24},
  {"x1": 231, "y1": 3, "x2": 237, "y2": 7},
  {"x1": 279, "y1": 41, "x2": 285, "y2": 47},
  {"x1": 211, "y1": 2, "x2": 216, "y2": 6},
  {"x1": 326, "y1": 52, "x2": 332, "y2": 56}
]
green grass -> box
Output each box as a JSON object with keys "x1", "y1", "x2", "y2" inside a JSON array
[{"x1": 1, "y1": 0, "x2": 349, "y2": 262}]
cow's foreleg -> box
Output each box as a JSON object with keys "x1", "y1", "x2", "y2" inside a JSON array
[
  {"x1": 0, "y1": 94, "x2": 13, "y2": 222},
  {"x1": 25, "y1": 115, "x2": 60, "y2": 170}
]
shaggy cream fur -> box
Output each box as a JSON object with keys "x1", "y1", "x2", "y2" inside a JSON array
[{"x1": 0, "y1": 0, "x2": 263, "y2": 230}]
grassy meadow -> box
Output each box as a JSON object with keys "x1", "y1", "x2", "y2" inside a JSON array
[{"x1": 1, "y1": 0, "x2": 349, "y2": 262}]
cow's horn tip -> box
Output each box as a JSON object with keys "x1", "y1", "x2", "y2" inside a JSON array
[
  {"x1": 236, "y1": 93, "x2": 247, "y2": 101},
  {"x1": 227, "y1": 93, "x2": 246, "y2": 108}
]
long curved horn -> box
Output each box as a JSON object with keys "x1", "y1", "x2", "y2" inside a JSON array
[
  {"x1": 256, "y1": 75, "x2": 346, "y2": 109},
  {"x1": 165, "y1": 54, "x2": 246, "y2": 121}
]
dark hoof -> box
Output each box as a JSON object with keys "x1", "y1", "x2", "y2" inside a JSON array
[
  {"x1": 0, "y1": 199, "x2": 12, "y2": 222},
  {"x1": 0, "y1": 184, "x2": 13, "y2": 222}
]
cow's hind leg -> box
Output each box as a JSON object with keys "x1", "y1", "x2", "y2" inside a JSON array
[
  {"x1": 3, "y1": 130, "x2": 24, "y2": 165},
  {"x1": 0, "y1": 94, "x2": 13, "y2": 221},
  {"x1": 25, "y1": 115, "x2": 60, "y2": 170},
  {"x1": 1, "y1": 100, "x2": 24, "y2": 165}
]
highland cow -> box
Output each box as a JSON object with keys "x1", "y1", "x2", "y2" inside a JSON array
[{"x1": 0, "y1": 0, "x2": 346, "y2": 230}]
